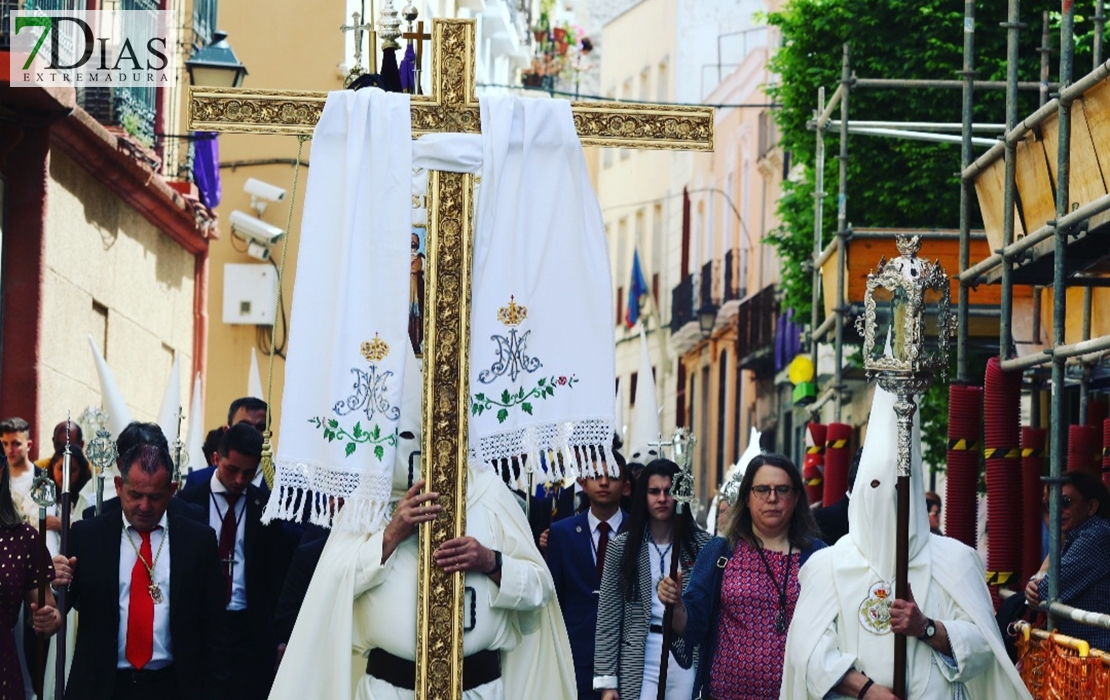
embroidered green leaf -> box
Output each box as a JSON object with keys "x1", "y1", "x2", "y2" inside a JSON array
[
  {"x1": 469, "y1": 374, "x2": 580, "y2": 423},
  {"x1": 310, "y1": 417, "x2": 397, "y2": 458}
]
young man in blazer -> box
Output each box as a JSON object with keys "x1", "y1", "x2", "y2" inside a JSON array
[
  {"x1": 53, "y1": 423, "x2": 227, "y2": 700},
  {"x1": 545, "y1": 449, "x2": 631, "y2": 700},
  {"x1": 178, "y1": 422, "x2": 295, "y2": 700}
]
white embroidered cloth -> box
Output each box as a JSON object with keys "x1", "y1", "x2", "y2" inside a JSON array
[
  {"x1": 469, "y1": 97, "x2": 615, "y2": 482},
  {"x1": 265, "y1": 88, "x2": 412, "y2": 533},
  {"x1": 267, "y1": 91, "x2": 616, "y2": 531}
]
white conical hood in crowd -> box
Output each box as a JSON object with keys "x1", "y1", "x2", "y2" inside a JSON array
[
  {"x1": 847, "y1": 384, "x2": 930, "y2": 583},
  {"x1": 87, "y1": 334, "x2": 132, "y2": 439},
  {"x1": 248, "y1": 348, "x2": 264, "y2": 401},
  {"x1": 614, "y1": 379, "x2": 625, "y2": 447},
  {"x1": 156, "y1": 355, "x2": 181, "y2": 446},
  {"x1": 627, "y1": 328, "x2": 660, "y2": 463},
  {"x1": 185, "y1": 373, "x2": 207, "y2": 472}
]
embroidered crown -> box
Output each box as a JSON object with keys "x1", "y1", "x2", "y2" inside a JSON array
[
  {"x1": 361, "y1": 333, "x2": 390, "y2": 363},
  {"x1": 497, "y1": 296, "x2": 528, "y2": 327}
]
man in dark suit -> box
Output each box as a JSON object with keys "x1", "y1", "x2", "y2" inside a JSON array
[
  {"x1": 813, "y1": 447, "x2": 862, "y2": 545},
  {"x1": 53, "y1": 423, "x2": 227, "y2": 700},
  {"x1": 178, "y1": 422, "x2": 294, "y2": 700},
  {"x1": 545, "y1": 450, "x2": 631, "y2": 700},
  {"x1": 183, "y1": 397, "x2": 267, "y2": 491}
]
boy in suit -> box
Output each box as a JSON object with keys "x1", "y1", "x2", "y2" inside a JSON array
[{"x1": 545, "y1": 449, "x2": 630, "y2": 700}]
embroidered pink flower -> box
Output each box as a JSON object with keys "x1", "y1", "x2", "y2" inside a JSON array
[{"x1": 557, "y1": 376, "x2": 567, "y2": 385}]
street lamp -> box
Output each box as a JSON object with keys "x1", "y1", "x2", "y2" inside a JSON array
[
  {"x1": 185, "y1": 31, "x2": 249, "y2": 88},
  {"x1": 697, "y1": 301, "x2": 719, "y2": 338},
  {"x1": 854, "y1": 234, "x2": 955, "y2": 699}
]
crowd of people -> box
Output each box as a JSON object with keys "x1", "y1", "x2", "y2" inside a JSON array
[{"x1": 1, "y1": 383, "x2": 1108, "y2": 700}]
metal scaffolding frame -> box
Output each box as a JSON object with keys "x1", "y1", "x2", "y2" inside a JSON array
[{"x1": 806, "y1": 0, "x2": 1110, "y2": 638}]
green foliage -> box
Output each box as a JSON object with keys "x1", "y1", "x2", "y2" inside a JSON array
[{"x1": 766, "y1": 0, "x2": 1092, "y2": 318}]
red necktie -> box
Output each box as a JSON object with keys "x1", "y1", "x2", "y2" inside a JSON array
[
  {"x1": 125, "y1": 531, "x2": 154, "y2": 669},
  {"x1": 596, "y1": 521, "x2": 611, "y2": 578},
  {"x1": 218, "y1": 493, "x2": 240, "y2": 606}
]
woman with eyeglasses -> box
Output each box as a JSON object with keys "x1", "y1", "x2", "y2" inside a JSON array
[
  {"x1": 594, "y1": 459, "x2": 711, "y2": 700},
  {"x1": 1024, "y1": 470, "x2": 1110, "y2": 651},
  {"x1": 657, "y1": 453, "x2": 825, "y2": 700}
]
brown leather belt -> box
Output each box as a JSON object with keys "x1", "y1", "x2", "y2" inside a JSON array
[{"x1": 365, "y1": 648, "x2": 501, "y2": 691}]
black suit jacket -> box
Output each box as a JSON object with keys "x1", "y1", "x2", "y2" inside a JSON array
[
  {"x1": 64, "y1": 510, "x2": 227, "y2": 700},
  {"x1": 177, "y1": 481, "x2": 295, "y2": 677},
  {"x1": 813, "y1": 493, "x2": 850, "y2": 544}
]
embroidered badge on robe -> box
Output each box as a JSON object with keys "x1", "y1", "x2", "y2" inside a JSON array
[{"x1": 859, "y1": 581, "x2": 894, "y2": 635}]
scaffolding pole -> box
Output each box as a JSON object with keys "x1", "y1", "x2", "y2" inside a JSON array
[{"x1": 958, "y1": 0, "x2": 976, "y2": 381}]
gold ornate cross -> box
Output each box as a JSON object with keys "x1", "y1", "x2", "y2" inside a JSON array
[{"x1": 190, "y1": 18, "x2": 711, "y2": 700}]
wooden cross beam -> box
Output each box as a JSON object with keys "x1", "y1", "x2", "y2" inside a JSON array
[{"x1": 190, "y1": 18, "x2": 711, "y2": 700}]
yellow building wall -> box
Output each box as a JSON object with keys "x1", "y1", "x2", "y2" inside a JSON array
[
  {"x1": 201, "y1": 1, "x2": 346, "y2": 435},
  {"x1": 41, "y1": 151, "x2": 195, "y2": 438}
]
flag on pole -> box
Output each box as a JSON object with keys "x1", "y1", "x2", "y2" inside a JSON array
[{"x1": 625, "y1": 249, "x2": 649, "y2": 328}]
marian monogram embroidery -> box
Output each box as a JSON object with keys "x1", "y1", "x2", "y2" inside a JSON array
[
  {"x1": 310, "y1": 334, "x2": 399, "y2": 460},
  {"x1": 859, "y1": 580, "x2": 894, "y2": 635},
  {"x1": 478, "y1": 297, "x2": 542, "y2": 384},
  {"x1": 333, "y1": 334, "x2": 400, "y2": 423}
]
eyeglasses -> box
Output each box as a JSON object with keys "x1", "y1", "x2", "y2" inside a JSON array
[
  {"x1": 751, "y1": 484, "x2": 797, "y2": 499},
  {"x1": 1043, "y1": 496, "x2": 1077, "y2": 509}
]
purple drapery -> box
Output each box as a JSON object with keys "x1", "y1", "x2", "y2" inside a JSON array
[
  {"x1": 774, "y1": 308, "x2": 803, "y2": 372},
  {"x1": 400, "y1": 43, "x2": 416, "y2": 92},
  {"x1": 192, "y1": 132, "x2": 221, "y2": 209}
]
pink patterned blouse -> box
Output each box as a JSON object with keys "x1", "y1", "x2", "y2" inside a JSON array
[{"x1": 708, "y1": 539, "x2": 801, "y2": 700}]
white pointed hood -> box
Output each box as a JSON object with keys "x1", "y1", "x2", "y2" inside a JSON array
[
  {"x1": 185, "y1": 373, "x2": 207, "y2": 472},
  {"x1": 729, "y1": 426, "x2": 762, "y2": 482},
  {"x1": 847, "y1": 384, "x2": 930, "y2": 582},
  {"x1": 87, "y1": 334, "x2": 132, "y2": 439},
  {"x1": 614, "y1": 379, "x2": 625, "y2": 447},
  {"x1": 627, "y1": 328, "x2": 660, "y2": 463},
  {"x1": 156, "y1": 355, "x2": 181, "y2": 446},
  {"x1": 248, "y1": 348, "x2": 264, "y2": 401}
]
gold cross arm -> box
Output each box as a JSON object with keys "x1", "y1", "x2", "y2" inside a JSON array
[
  {"x1": 191, "y1": 19, "x2": 712, "y2": 700},
  {"x1": 190, "y1": 87, "x2": 712, "y2": 149}
]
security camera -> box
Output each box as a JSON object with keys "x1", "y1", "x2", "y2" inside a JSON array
[
  {"x1": 229, "y1": 210, "x2": 285, "y2": 246},
  {"x1": 244, "y1": 178, "x2": 286, "y2": 216},
  {"x1": 246, "y1": 241, "x2": 271, "y2": 261},
  {"x1": 244, "y1": 178, "x2": 286, "y2": 202}
]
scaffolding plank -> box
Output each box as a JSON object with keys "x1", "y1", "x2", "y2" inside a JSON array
[
  {"x1": 1014, "y1": 133, "x2": 1057, "y2": 235},
  {"x1": 973, "y1": 156, "x2": 1025, "y2": 255},
  {"x1": 1041, "y1": 100, "x2": 1109, "y2": 229}
]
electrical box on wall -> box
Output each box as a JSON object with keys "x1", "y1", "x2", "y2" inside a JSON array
[{"x1": 223, "y1": 264, "x2": 278, "y2": 325}]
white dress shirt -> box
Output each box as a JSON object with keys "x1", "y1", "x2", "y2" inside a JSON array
[
  {"x1": 118, "y1": 512, "x2": 172, "y2": 669},
  {"x1": 209, "y1": 473, "x2": 247, "y2": 610},
  {"x1": 586, "y1": 509, "x2": 623, "y2": 567}
]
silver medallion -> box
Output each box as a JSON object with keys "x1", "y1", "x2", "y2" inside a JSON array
[{"x1": 149, "y1": 583, "x2": 164, "y2": 604}]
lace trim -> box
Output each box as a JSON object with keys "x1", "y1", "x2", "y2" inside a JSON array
[
  {"x1": 261, "y1": 456, "x2": 393, "y2": 534},
  {"x1": 471, "y1": 417, "x2": 618, "y2": 489}
]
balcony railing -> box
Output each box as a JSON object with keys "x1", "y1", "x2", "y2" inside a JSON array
[
  {"x1": 670, "y1": 273, "x2": 696, "y2": 333},
  {"x1": 723, "y1": 248, "x2": 742, "y2": 302},
  {"x1": 2, "y1": 0, "x2": 85, "y2": 51},
  {"x1": 699, "y1": 260, "x2": 716, "y2": 311},
  {"x1": 737, "y1": 284, "x2": 778, "y2": 374}
]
